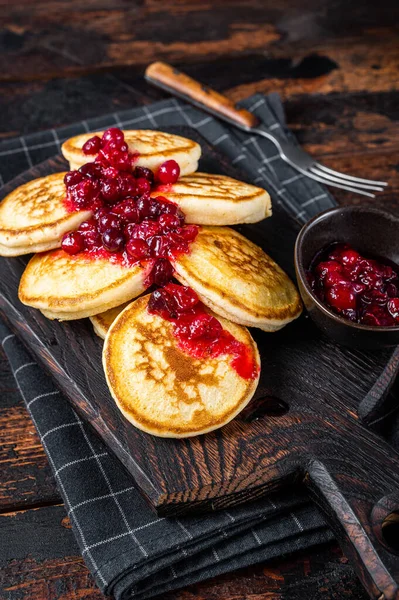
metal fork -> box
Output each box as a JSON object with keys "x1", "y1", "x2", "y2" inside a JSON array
[{"x1": 145, "y1": 62, "x2": 388, "y2": 197}]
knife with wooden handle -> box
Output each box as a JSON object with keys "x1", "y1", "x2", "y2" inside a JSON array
[{"x1": 145, "y1": 61, "x2": 259, "y2": 130}]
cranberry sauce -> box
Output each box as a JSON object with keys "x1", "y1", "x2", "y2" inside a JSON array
[
  {"x1": 148, "y1": 284, "x2": 259, "y2": 381},
  {"x1": 61, "y1": 128, "x2": 196, "y2": 287},
  {"x1": 309, "y1": 243, "x2": 399, "y2": 326}
]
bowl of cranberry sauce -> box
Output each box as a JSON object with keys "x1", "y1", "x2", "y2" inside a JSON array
[{"x1": 295, "y1": 206, "x2": 399, "y2": 349}]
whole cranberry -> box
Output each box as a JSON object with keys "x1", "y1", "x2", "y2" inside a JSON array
[
  {"x1": 97, "y1": 213, "x2": 121, "y2": 234},
  {"x1": 101, "y1": 166, "x2": 119, "y2": 179},
  {"x1": 178, "y1": 225, "x2": 199, "y2": 242},
  {"x1": 326, "y1": 284, "x2": 356, "y2": 312},
  {"x1": 79, "y1": 162, "x2": 102, "y2": 179},
  {"x1": 112, "y1": 199, "x2": 139, "y2": 223},
  {"x1": 102, "y1": 229, "x2": 125, "y2": 252},
  {"x1": 149, "y1": 259, "x2": 174, "y2": 286},
  {"x1": 64, "y1": 171, "x2": 82, "y2": 187},
  {"x1": 78, "y1": 219, "x2": 97, "y2": 233},
  {"x1": 157, "y1": 160, "x2": 180, "y2": 184},
  {"x1": 136, "y1": 196, "x2": 152, "y2": 220},
  {"x1": 340, "y1": 248, "x2": 360, "y2": 266},
  {"x1": 101, "y1": 177, "x2": 120, "y2": 203},
  {"x1": 132, "y1": 220, "x2": 161, "y2": 240},
  {"x1": 125, "y1": 238, "x2": 149, "y2": 260},
  {"x1": 159, "y1": 214, "x2": 181, "y2": 231},
  {"x1": 102, "y1": 128, "x2": 124, "y2": 144},
  {"x1": 110, "y1": 150, "x2": 131, "y2": 172},
  {"x1": 147, "y1": 235, "x2": 171, "y2": 258},
  {"x1": 136, "y1": 177, "x2": 151, "y2": 196},
  {"x1": 61, "y1": 231, "x2": 85, "y2": 255},
  {"x1": 82, "y1": 136, "x2": 102, "y2": 155},
  {"x1": 315, "y1": 260, "x2": 342, "y2": 280},
  {"x1": 118, "y1": 173, "x2": 137, "y2": 197},
  {"x1": 148, "y1": 288, "x2": 177, "y2": 317},
  {"x1": 82, "y1": 230, "x2": 102, "y2": 249},
  {"x1": 69, "y1": 178, "x2": 100, "y2": 209},
  {"x1": 134, "y1": 166, "x2": 154, "y2": 185},
  {"x1": 148, "y1": 198, "x2": 163, "y2": 219}
]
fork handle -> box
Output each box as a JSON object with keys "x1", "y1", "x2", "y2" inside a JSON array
[{"x1": 145, "y1": 61, "x2": 259, "y2": 130}]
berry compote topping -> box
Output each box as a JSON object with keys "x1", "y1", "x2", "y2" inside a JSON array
[
  {"x1": 61, "y1": 128, "x2": 198, "y2": 286},
  {"x1": 148, "y1": 284, "x2": 259, "y2": 380},
  {"x1": 309, "y1": 243, "x2": 399, "y2": 326}
]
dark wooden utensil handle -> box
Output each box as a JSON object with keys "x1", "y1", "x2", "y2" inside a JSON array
[
  {"x1": 145, "y1": 61, "x2": 259, "y2": 129},
  {"x1": 305, "y1": 425, "x2": 399, "y2": 600}
]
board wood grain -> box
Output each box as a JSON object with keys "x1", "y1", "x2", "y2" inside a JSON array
[{"x1": 1, "y1": 127, "x2": 399, "y2": 599}]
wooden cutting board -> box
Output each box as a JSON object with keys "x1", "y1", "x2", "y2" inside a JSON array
[{"x1": 1, "y1": 126, "x2": 399, "y2": 600}]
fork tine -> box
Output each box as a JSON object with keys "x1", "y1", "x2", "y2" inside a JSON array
[
  {"x1": 309, "y1": 166, "x2": 385, "y2": 192},
  {"x1": 301, "y1": 168, "x2": 376, "y2": 198},
  {"x1": 314, "y1": 162, "x2": 388, "y2": 186}
]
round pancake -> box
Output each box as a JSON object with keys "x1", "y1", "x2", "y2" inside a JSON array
[
  {"x1": 19, "y1": 250, "x2": 152, "y2": 320},
  {"x1": 172, "y1": 227, "x2": 302, "y2": 332},
  {"x1": 152, "y1": 173, "x2": 272, "y2": 225},
  {"x1": 90, "y1": 302, "x2": 130, "y2": 338},
  {"x1": 62, "y1": 130, "x2": 201, "y2": 175},
  {"x1": 0, "y1": 173, "x2": 91, "y2": 255},
  {"x1": 103, "y1": 295, "x2": 260, "y2": 438}
]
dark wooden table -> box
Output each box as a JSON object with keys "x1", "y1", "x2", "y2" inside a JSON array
[{"x1": 0, "y1": 1, "x2": 398, "y2": 598}]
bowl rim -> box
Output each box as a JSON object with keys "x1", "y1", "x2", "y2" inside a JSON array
[{"x1": 294, "y1": 205, "x2": 399, "y2": 333}]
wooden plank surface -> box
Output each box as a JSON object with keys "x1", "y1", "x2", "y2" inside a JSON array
[{"x1": 0, "y1": 0, "x2": 398, "y2": 598}]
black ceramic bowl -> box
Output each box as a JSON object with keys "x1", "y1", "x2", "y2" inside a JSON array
[{"x1": 294, "y1": 206, "x2": 399, "y2": 350}]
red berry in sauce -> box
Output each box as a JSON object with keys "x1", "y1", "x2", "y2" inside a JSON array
[
  {"x1": 157, "y1": 160, "x2": 180, "y2": 184},
  {"x1": 100, "y1": 177, "x2": 120, "y2": 203},
  {"x1": 102, "y1": 128, "x2": 125, "y2": 144},
  {"x1": 125, "y1": 238, "x2": 149, "y2": 260},
  {"x1": 102, "y1": 229, "x2": 125, "y2": 252},
  {"x1": 150, "y1": 258, "x2": 174, "y2": 286},
  {"x1": 61, "y1": 231, "x2": 85, "y2": 255},
  {"x1": 82, "y1": 135, "x2": 102, "y2": 155},
  {"x1": 64, "y1": 171, "x2": 83, "y2": 187},
  {"x1": 326, "y1": 284, "x2": 356, "y2": 312},
  {"x1": 136, "y1": 177, "x2": 151, "y2": 196}
]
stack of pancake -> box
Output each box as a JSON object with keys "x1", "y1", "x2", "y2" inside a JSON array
[{"x1": 0, "y1": 129, "x2": 302, "y2": 437}]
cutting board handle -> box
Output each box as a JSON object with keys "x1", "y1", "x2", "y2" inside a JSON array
[
  {"x1": 145, "y1": 61, "x2": 259, "y2": 130},
  {"x1": 306, "y1": 456, "x2": 399, "y2": 599}
]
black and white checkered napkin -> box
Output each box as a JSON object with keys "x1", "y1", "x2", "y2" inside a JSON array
[{"x1": 0, "y1": 94, "x2": 340, "y2": 599}]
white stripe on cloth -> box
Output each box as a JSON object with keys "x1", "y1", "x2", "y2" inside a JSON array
[
  {"x1": 27, "y1": 390, "x2": 60, "y2": 409},
  {"x1": 13, "y1": 361, "x2": 36, "y2": 376},
  {"x1": 10, "y1": 371, "x2": 107, "y2": 585},
  {"x1": 55, "y1": 452, "x2": 108, "y2": 476},
  {"x1": 77, "y1": 421, "x2": 149, "y2": 558}
]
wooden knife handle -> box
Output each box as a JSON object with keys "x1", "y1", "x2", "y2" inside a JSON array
[
  {"x1": 305, "y1": 429, "x2": 399, "y2": 600},
  {"x1": 145, "y1": 61, "x2": 259, "y2": 130}
]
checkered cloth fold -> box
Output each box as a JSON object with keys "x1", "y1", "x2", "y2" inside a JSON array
[{"x1": 0, "y1": 94, "x2": 340, "y2": 599}]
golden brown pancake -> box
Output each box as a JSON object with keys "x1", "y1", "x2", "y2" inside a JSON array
[
  {"x1": 90, "y1": 302, "x2": 130, "y2": 339},
  {"x1": 0, "y1": 173, "x2": 91, "y2": 256},
  {"x1": 19, "y1": 250, "x2": 151, "y2": 320},
  {"x1": 152, "y1": 172, "x2": 271, "y2": 225},
  {"x1": 62, "y1": 130, "x2": 201, "y2": 174},
  {"x1": 172, "y1": 227, "x2": 302, "y2": 332},
  {"x1": 103, "y1": 295, "x2": 260, "y2": 438}
]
